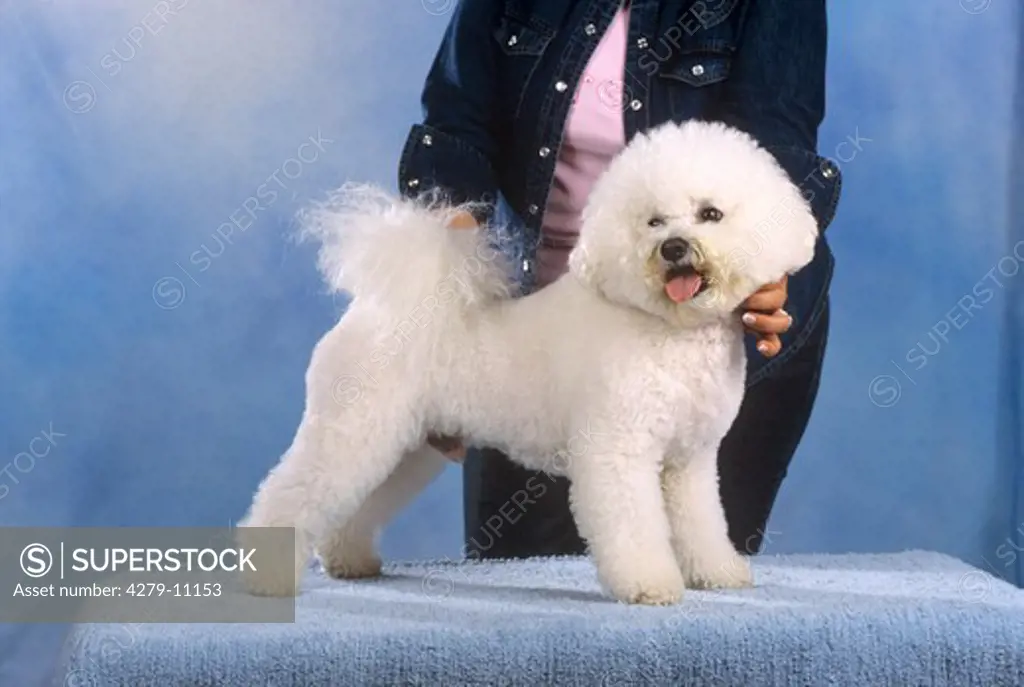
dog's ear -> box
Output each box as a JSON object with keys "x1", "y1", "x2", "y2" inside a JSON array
[{"x1": 781, "y1": 189, "x2": 819, "y2": 274}]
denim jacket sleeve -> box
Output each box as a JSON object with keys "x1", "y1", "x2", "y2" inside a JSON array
[
  {"x1": 719, "y1": 0, "x2": 842, "y2": 232},
  {"x1": 398, "y1": 0, "x2": 502, "y2": 217}
]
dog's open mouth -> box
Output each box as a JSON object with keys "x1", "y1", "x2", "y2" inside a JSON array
[{"x1": 664, "y1": 264, "x2": 710, "y2": 303}]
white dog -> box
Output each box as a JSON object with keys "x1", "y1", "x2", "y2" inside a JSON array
[{"x1": 238, "y1": 120, "x2": 819, "y2": 605}]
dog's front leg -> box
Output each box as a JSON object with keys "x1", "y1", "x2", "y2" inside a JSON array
[
  {"x1": 662, "y1": 451, "x2": 752, "y2": 590},
  {"x1": 568, "y1": 444, "x2": 684, "y2": 605}
]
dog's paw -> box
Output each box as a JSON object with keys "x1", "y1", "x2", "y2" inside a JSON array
[
  {"x1": 239, "y1": 561, "x2": 302, "y2": 597},
  {"x1": 626, "y1": 582, "x2": 685, "y2": 606},
  {"x1": 682, "y1": 550, "x2": 753, "y2": 590},
  {"x1": 321, "y1": 552, "x2": 383, "y2": 580},
  {"x1": 601, "y1": 563, "x2": 685, "y2": 606},
  {"x1": 235, "y1": 525, "x2": 304, "y2": 597}
]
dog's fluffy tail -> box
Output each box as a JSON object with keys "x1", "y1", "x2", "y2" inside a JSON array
[{"x1": 300, "y1": 183, "x2": 513, "y2": 320}]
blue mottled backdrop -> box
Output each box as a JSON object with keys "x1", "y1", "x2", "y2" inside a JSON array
[{"x1": 0, "y1": 1, "x2": 1020, "y2": 684}]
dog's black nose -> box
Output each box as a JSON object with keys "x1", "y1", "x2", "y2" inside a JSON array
[{"x1": 659, "y1": 237, "x2": 690, "y2": 263}]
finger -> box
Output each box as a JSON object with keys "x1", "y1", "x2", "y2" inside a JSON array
[
  {"x1": 444, "y1": 446, "x2": 467, "y2": 463},
  {"x1": 755, "y1": 334, "x2": 782, "y2": 358},
  {"x1": 427, "y1": 437, "x2": 448, "y2": 451},
  {"x1": 429, "y1": 442, "x2": 466, "y2": 463},
  {"x1": 447, "y1": 211, "x2": 478, "y2": 230},
  {"x1": 427, "y1": 434, "x2": 464, "y2": 455},
  {"x1": 743, "y1": 287, "x2": 787, "y2": 313},
  {"x1": 427, "y1": 433, "x2": 457, "y2": 446},
  {"x1": 742, "y1": 310, "x2": 793, "y2": 335}
]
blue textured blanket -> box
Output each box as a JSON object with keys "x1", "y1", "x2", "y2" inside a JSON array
[{"x1": 57, "y1": 551, "x2": 1024, "y2": 686}]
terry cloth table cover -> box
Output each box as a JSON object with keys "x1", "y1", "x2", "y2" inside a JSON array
[{"x1": 57, "y1": 551, "x2": 1024, "y2": 686}]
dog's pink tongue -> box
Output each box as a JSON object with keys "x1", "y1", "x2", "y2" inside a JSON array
[{"x1": 665, "y1": 274, "x2": 703, "y2": 303}]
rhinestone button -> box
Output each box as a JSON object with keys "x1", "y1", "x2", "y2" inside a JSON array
[
  {"x1": 507, "y1": 35, "x2": 518, "y2": 47},
  {"x1": 538, "y1": 146, "x2": 551, "y2": 158},
  {"x1": 630, "y1": 99, "x2": 642, "y2": 111},
  {"x1": 637, "y1": 37, "x2": 648, "y2": 49},
  {"x1": 690, "y1": 64, "x2": 705, "y2": 77},
  {"x1": 421, "y1": 134, "x2": 432, "y2": 146},
  {"x1": 584, "y1": 23, "x2": 597, "y2": 36},
  {"x1": 522, "y1": 259, "x2": 532, "y2": 272},
  {"x1": 822, "y1": 162, "x2": 837, "y2": 179},
  {"x1": 555, "y1": 81, "x2": 568, "y2": 92},
  {"x1": 407, "y1": 178, "x2": 419, "y2": 189},
  {"x1": 527, "y1": 204, "x2": 539, "y2": 215}
]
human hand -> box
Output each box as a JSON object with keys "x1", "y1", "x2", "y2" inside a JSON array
[
  {"x1": 447, "y1": 210, "x2": 478, "y2": 230},
  {"x1": 427, "y1": 433, "x2": 467, "y2": 462},
  {"x1": 739, "y1": 276, "x2": 792, "y2": 358}
]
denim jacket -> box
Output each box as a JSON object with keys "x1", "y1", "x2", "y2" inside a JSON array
[{"x1": 398, "y1": 0, "x2": 842, "y2": 385}]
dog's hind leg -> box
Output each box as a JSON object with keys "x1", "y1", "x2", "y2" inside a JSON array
[
  {"x1": 318, "y1": 445, "x2": 448, "y2": 579},
  {"x1": 236, "y1": 414, "x2": 410, "y2": 597}
]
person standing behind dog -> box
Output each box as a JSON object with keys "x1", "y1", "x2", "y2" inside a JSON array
[{"x1": 398, "y1": 0, "x2": 842, "y2": 559}]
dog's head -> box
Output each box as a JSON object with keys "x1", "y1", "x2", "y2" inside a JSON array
[{"x1": 568, "y1": 120, "x2": 819, "y2": 326}]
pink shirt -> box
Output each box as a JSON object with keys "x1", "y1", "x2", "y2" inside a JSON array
[{"x1": 536, "y1": 6, "x2": 630, "y2": 288}]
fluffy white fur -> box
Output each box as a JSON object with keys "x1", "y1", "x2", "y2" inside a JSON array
[{"x1": 237, "y1": 120, "x2": 819, "y2": 605}]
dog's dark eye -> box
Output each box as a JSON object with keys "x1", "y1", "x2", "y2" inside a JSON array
[
  {"x1": 647, "y1": 215, "x2": 666, "y2": 228},
  {"x1": 698, "y1": 206, "x2": 723, "y2": 223}
]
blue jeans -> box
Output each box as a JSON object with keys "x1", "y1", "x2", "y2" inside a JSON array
[{"x1": 463, "y1": 301, "x2": 830, "y2": 558}]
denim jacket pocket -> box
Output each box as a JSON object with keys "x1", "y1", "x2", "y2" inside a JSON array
[
  {"x1": 655, "y1": 7, "x2": 743, "y2": 88},
  {"x1": 492, "y1": 12, "x2": 555, "y2": 120},
  {"x1": 659, "y1": 51, "x2": 733, "y2": 87},
  {"x1": 493, "y1": 14, "x2": 555, "y2": 56}
]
